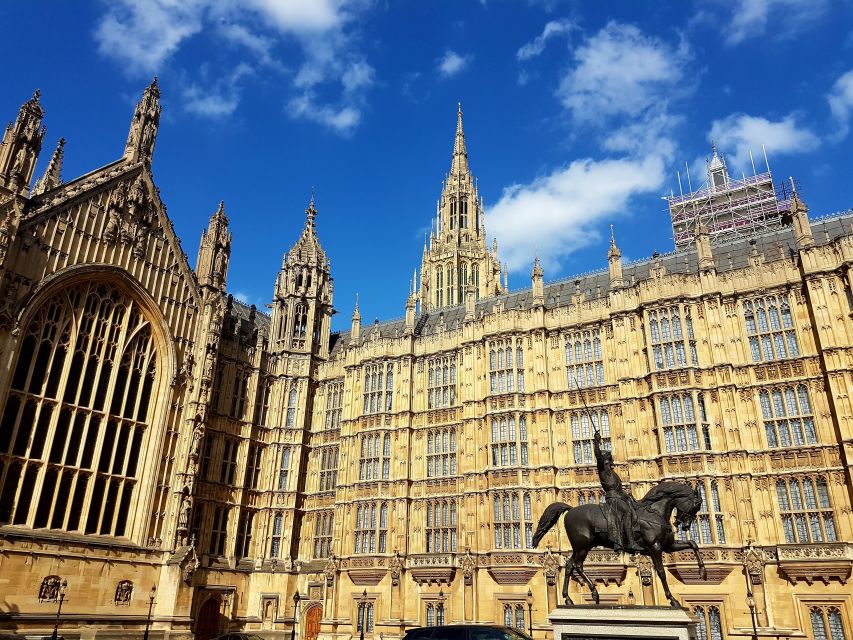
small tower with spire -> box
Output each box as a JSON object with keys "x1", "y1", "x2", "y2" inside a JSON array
[
  {"x1": 31, "y1": 137, "x2": 64, "y2": 196},
  {"x1": 196, "y1": 201, "x2": 232, "y2": 291},
  {"x1": 269, "y1": 196, "x2": 334, "y2": 358},
  {"x1": 124, "y1": 78, "x2": 161, "y2": 165},
  {"x1": 420, "y1": 103, "x2": 503, "y2": 310},
  {"x1": 531, "y1": 256, "x2": 544, "y2": 306},
  {"x1": 789, "y1": 179, "x2": 814, "y2": 249},
  {"x1": 608, "y1": 225, "x2": 624, "y2": 289},
  {"x1": 0, "y1": 90, "x2": 45, "y2": 196}
]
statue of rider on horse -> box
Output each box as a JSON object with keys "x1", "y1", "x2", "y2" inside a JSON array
[{"x1": 533, "y1": 395, "x2": 708, "y2": 607}]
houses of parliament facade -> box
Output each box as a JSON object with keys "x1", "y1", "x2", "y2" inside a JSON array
[{"x1": 0, "y1": 81, "x2": 851, "y2": 640}]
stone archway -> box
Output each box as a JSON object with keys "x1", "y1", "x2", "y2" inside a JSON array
[
  {"x1": 195, "y1": 596, "x2": 224, "y2": 640},
  {"x1": 304, "y1": 604, "x2": 323, "y2": 640}
]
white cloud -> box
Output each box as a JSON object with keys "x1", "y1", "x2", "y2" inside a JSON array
[
  {"x1": 708, "y1": 113, "x2": 820, "y2": 171},
  {"x1": 94, "y1": 0, "x2": 204, "y2": 75},
  {"x1": 183, "y1": 64, "x2": 254, "y2": 118},
  {"x1": 491, "y1": 22, "x2": 691, "y2": 274},
  {"x1": 716, "y1": 0, "x2": 828, "y2": 45},
  {"x1": 94, "y1": 0, "x2": 374, "y2": 134},
  {"x1": 288, "y1": 92, "x2": 361, "y2": 134},
  {"x1": 517, "y1": 19, "x2": 574, "y2": 61},
  {"x1": 558, "y1": 22, "x2": 690, "y2": 124},
  {"x1": 488, "y1": 154, "x2": 667, "y2": 272},
  {"x1": 828, "y1": 69, "x2": 853, "y2": 141},
  {"x1": 437, "y1": 50, "x2": 471, "y2": 78}
]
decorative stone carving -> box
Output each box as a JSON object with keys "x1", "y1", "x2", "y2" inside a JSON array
[
  {"x1": 460, "y1": 548, "x2": 476, "y2": 586},
  {"x1": 38, "y1": 575, "x2": 63, "y2": 602},
  {"x1": 114, "y1": 580, "x2": 133, "y2": 605},
  {"x1": 390, "y1": 552, "x2": 403, "y2": 586},
  {"x1": 542, "y1": 547, "x2": 559, "y2": 586},
  {"x1": 777, "y1": 543, "x2": 853, "y2": 585},
  {"x1": 743, "y1": 544, "x2": 765, "y2": 585}
]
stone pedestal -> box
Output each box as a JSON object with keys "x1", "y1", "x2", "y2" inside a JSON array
[{"x1": 549, "y1": 604, "x2": 697, "y2": 640}]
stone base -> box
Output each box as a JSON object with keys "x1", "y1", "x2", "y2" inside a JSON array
[{"x1": 549, "y1": 604, "x2": 698, "y2": 640}]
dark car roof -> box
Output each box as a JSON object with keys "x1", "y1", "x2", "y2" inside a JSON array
[{"x1": 404, "y1": 626, "x2": 531, "y2": 639}]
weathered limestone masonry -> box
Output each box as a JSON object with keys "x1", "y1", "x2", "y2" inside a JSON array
[{"x1": 0, "y1": 82, "x2": 852, "y2": 640}]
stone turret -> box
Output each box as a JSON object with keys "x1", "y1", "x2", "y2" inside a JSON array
[
  {"x1": 124, "y1": 78, "x2": 161, "y2": 165},
  {"x1": 695, "y1": 222, "x2": 715, "y2": 272},
  {"x1": 269, "y1": 196, "x2": 334, "y2": 357},
  {"x1": 196, "y1": 201, "x2": 231, "y2": 290},
  {"x1": 31, "y1": 137, "x2": 64, "y2": 196},
  {"x1": 350, "y1": 296, "x2": 361, "y2": 345},
  {"x1": 532, "y1": 257, "x2": 544, "y2": 306},
  {"x1": 608, "y1": 226, "x2": 623, "y2": 289},
  {"x1": 0, "y1": 90, "x2": 45, "y2": 196},
  {"x1": 789, "y1": 181, "x2": 814, "y2": 249}
]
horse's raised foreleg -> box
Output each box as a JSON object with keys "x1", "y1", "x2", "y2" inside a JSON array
[
  {"x1": 667, "y1": 539, "x2": 707, "y2": 581},
  {"x1": 650, "y1": 547, "x2": 680, "y2": 608}
]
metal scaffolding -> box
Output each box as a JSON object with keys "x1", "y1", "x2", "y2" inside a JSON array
[{"x1": 665, "y1": 145, "x2": 794, "y2": 249}]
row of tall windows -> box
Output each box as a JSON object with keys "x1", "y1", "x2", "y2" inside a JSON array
[
  {"x1": 359, "y1": 433, "x2": 391, "y2": 481},
  {"x1": 318, "y1": 446, "x2": 338, "y2": 491},
  {"x1": 494, "y1": 491, "x2": 534, "y2": 549},
  {"x1": 761, "y1": 385, "x2": 817, "y2": 448},
  {"x1": 659, "y1": 392, "x2": 710, "y2": 453},
  {"x1": 490, "y1": 414, "x2": 528, "y2": 466},
  {"x1": 363, "y1": 363, "x2": 393, "y2": 414},
  {"x1": 649, "y1": 305, "x2": 697, "y2": 370},
  {"x1": 489, "y1": 339, "x2": 524, "y2": 393},
  {"x1": 677, "y1": 480, "x2": 726, "y2": 545},
  {"x1": 434, "y1": 263, "x2": 481, "y2": 307},
  {"x1": 426, "y1": 428, "x2": 457, "y2": 477},
  {"x1": 693, "y1": 604, "x2": 849, "y2": 640},
  {"x1": 571, "y1": 410, "x2": 610, "y2": 464},
  {"x1": 503, "y1": 604, "x2": 526, "y2": 632},
  {"x1": 565, "y1": 329, "x2": 604, "y2": 388},
  {"x1": 776, "y1": 476, "x2": 837, "y2": 544},
  {"x1": 744, "y1": 295, "x2": 799, "y2": 362},
  {"x1": 428, "y1": 356, "x2": 457, "y2": 409},
  {"x1": 0, "y1": 283, "x2": 156, "y2": 535},
  {"x1": 324, "y1": 381, "x2": 343, "y2": 430},
  {"x1": 448, "y1": 197, "x2": 469, "y2": 230},
  {"x1": 354, "y1": 501, "x2": 387, "y2": 553},
  {"x1": 313, "y1": 510, "x2": 334, "y2": 558},
  {"x1": 425, "y1": 499, "x2": 458, "y2": 552}
]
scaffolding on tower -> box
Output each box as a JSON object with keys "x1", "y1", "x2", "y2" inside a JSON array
[{"x1": 665, "y1": 144, "x2": 796, "y2": 249}]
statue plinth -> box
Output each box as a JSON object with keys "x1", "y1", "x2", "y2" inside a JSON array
[{"x1": 549, "y1": 604, "x2": 698, "y2": 640}]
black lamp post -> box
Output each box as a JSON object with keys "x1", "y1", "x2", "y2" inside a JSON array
[
  {"x1": 746, "y1": 580, "x2": 759, "y2": 640},
  {"x1": 143, "y1": 585, "x2": 157, "y2": 640},
  {"x1": 291, "y1": 591, "x2": 301, "y2": 640},
  {"x1": 359, "y1": 589, "x2": 369, "y2": 640},
  {"x1": 51, "y1": 579, "x2": 68, "y2": 640},
  {"x1": 526, "y1": 589, "x2": 533, "y2": 638}
]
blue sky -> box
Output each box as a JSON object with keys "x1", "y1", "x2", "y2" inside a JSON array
[{"x1": 2, "y1": 1, "x2": 853, "y2": 330}]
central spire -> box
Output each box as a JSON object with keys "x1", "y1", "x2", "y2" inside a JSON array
[{"x1": 451, "y1": 102, "x2": 468, "y2": 176}]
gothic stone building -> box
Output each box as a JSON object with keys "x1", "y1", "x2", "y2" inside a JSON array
[{"x1": 0, "y1": 83, "x2": 852, "y2": 640}]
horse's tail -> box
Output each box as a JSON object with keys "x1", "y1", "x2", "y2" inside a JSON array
[{"x1": 532, "y1": 502, "x2": 572, "y2": 548}]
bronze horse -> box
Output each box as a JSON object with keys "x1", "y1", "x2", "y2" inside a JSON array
[{"x1": 532, "y1": 481, "x2": 706, "y2": 607}]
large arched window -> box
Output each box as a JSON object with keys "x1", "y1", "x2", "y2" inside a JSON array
[{"x1": 0, "y1": 281, "x2": 159, "y2": 537}]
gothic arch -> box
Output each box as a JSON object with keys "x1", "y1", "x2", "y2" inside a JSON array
[{"x1": 0, "y1": 266, "x2": 177, "y2": 543}]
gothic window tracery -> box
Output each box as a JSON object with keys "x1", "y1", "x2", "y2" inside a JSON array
[
  {"x1": 269, "y1": 511, "x2": 283, "y2": 557},
  {"x1": 354, "y1": 501, "x2": 387, "y2": 554},
  {"x1": 658, "y1": 392, "x2": 710, "y2": 453},
  {"x1": 427, "y1": 355, "x2": 456, "y2": 409},
  {"x1": 425, "y1": 498, "x2": 457, "y2": 552},
  {"x1": 235, "y1": 509, "x2": 254, "y2": 560},
  {"x1": 277, "y1": 446, "x2": 292, "y2": 491},
  {"x1": 692, "y1": 605, "x2": 723, "y2": 640},
  {"x1": 493, "y1": 491, "x2": 533, "y2": 549},
  {"x1": 565, "y1": 329, "x2": 604, "y2": 388},
  {"x1": 357, "y1": 601, "x2": 374, "y2": 633},
  {"x1": 489, "y1": 338, "x2": 524, "y2": 394},
  {"x1": 744, "y1": 295, "x2": 799, "y2": 362},
  {"x1": 286, "y1": 386, "x2": 298, "y2": 427},
  {"x1": 436, "y1": 268, "x2": 444, "y2": 307},
  {"x1": 362, "y1": 363, "x2": 393, "y2": 415},
  {"x1": 503, "y1": 603, "x2": 525, "y2": 630},
  {"x1": 313, "y1": 510, "x2": 334, "y2": 558},
  {"x1": 324, "y1": 381, "x2": 343, "y2": 430},
  {"x1": 760, "y1": 385, "x2": 817, "y2": 448},
  {"x1": 490, "y1": 414, "x2": 528, "y2": 467},
  {"x1": 208, "y1": 505, "x2": 229, "y2": 556},
  {"x1": 810, "y1": 605, "x2": 847, "y2": 640},
  {"x1": 359, "y1": 433, "x2": 391, "y2": 481},
  {"x1": 678, "y1": 480, "x2": 726, "y2": 545},
  {"x1": 426, "y1": 427, "x2": 456, "y2": 477},
  {"x1": 318, "y1": 445, "x2": 338, "y2": 491},
  {"x1": 571, "y1": 409, "x2": 610, "y2": 464},
  {"x1": 0, "y1": 281, "x2": 158, "y2": 537},
  {"x1": 776, "y1": 476, "x2": 837, "y2": 544},
  {"x1": 648, "y1": 306, "x2": 697, "y2": 370}
]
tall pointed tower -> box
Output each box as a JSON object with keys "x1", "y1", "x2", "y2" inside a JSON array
[
  {"x1": 269, "y1": 197, "x2": 334, "y2": 358},
  {"x1": 123, "y1": 77, "x2": 161, "y2": 165},
  {"x1": 420, "y1": 104, "x2": 502, "y2": 310}
]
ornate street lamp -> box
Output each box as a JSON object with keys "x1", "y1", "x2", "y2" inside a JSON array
[
  {"x1": 746, "y1": 581, "x2": 758, "y2": 640},
  {"x1": 291, "y1": 591, "x2": 301, "y2": 640},
  {"x1": 143, "y1": 585, "x2": 157, "y2": 640},
  {"x1": 51, "y1": 579, "x2": 68, "y2": 640},
  {"x1": 359, "y1": 589, "x2": 369, "y2": 640},
  {"x1": 526, "y1": 589, "x2": 533, "y2": 638}
]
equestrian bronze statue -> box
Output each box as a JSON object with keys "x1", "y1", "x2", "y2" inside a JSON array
[{"x1": 532, "y1": 430, "x2": 706, "y2": 608}]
